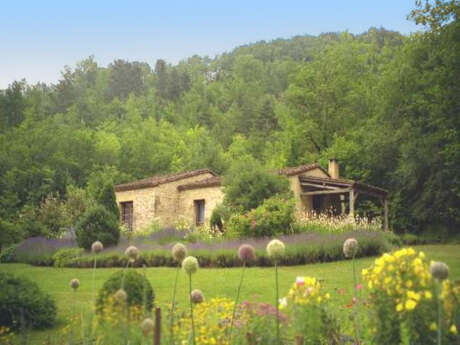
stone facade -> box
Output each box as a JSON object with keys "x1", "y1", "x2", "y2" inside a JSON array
[{"x1": 114, "y1": 165, "x2": 340, "y2": 232}]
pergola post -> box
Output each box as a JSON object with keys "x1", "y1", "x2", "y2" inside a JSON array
[
  {"x1": 349, "y1": 189, "x2": 355, "y2": 219},
  {"x1": 383, "y1": 198, "x2": 388, "y2": 231}
]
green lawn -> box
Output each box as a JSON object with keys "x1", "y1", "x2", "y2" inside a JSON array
[{"x1": 1, "y1": 244, "x2": 459, "y2": 342}]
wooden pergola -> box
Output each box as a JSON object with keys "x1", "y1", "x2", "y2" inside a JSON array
[{"x1": 299, "y1": 175, "x2": 389, "y2": 230}]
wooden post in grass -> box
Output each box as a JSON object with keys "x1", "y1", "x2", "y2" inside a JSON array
[
  {"x1": 154, "y1": 307, "x2": 161, "y2": 345},
  {"x1": 295, "y1": 335, "x2": 304, "y2": 345}
]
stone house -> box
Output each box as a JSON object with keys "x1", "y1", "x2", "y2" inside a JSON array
[{"x1": 115, "y1": 159, "x2": 388, "y2": 232}]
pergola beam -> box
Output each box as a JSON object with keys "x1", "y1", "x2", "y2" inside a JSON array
[
  {"x1": 300, "y1": 182, "x2": 342, "y2": 190},
  {"x1": 301, "y1": 188, "x2": 352, "y2": 196}
]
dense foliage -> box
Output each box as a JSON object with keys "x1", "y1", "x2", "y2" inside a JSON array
[
  {"x1": 0, "y1": 272, "x2": 56, "y2": 330},
  {"x1": 96, "y1": 270, "x2": 154, "y2": 314},
  {"x1": 226, "y1": 196, "x2": 296, "y2": 238},
  {"x1": 0, "y1": 1, "x2": 458, "y2": 242},
  {"x1": 75, "y1": 205, "x2": 120, "y2": 250}
]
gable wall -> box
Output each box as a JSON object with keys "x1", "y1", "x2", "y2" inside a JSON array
[
  {"x1": 116, "y1": 187, "x2": 156, "y2": 231},
  {"x1": 178, "y1": 186, "x2": 224, "y2": 227},
  {"x1": 288, "y1": 167, "x2": 330, "y2": 213}
]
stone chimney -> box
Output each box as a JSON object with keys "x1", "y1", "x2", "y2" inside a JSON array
[{"x1": 328, "y1": 159, "x2": 340, "y2": 179}]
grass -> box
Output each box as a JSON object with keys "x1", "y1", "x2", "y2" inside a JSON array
[{"x1": 1, "y1": 244, "x2": 459, "y2": 342}]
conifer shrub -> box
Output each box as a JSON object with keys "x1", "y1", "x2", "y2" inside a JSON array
[
  {"x1": 0, "y1": 272, "x2": 56, "y2": 330},
  {"x1": 96, "y1": 270, "x2": 154, "y2": 314},
  {"x1": 75, "y1": 205, "x2": 120, "y2": 250}
]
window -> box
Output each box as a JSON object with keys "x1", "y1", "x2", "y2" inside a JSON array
[
  {"x1": 120, "y1": 201, "x2": 133, "y2": 231},
  {"x1": 194, "y1": 199, "x2": 205, "y2": 226}
]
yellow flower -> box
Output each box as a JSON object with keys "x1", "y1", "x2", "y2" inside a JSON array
[
  {"x1": 396, "y1": 303, "x2": 403, "y2": 312},
  {"x1": 430, "y1": 322, "x2": 437, "y2": 331},
  {"x1": 450, "y1": 324, "x2": 458, "y2": 335},
  {"x1": 406, "y1": 280, "x2": 413, "y2": 288},
  {"x1": 325, "y1": 293, "x2": 330, "y2": 299},
  {"x1": 424, "y1": 291, "x2": 432, "y2": 299},
  {"x1": 405, "y1": 299, "x2": 417, "y2": 311}
]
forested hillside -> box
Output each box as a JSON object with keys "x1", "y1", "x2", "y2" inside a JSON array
[{"x1": 0, "y1": 1, "x2": 458, "y2": 239}]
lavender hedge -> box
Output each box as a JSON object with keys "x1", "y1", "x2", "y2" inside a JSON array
[{"x1": 5, "y1": 230, "x2": 394, "y2": 268}]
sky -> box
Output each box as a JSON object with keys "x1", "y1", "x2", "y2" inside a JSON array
[{"x1": 0, "y1": 1, "x2": 420, "y2": 88}]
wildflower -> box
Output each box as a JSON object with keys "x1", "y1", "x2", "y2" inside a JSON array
[
  {"x1": 171, "y1": 243, "x2": 187, "y2": 262},
  {"x1": 430, "y1": 322, "x2": 437, "y2": 331},
  {"x1": 296, "y1": 276, "x2": 305, "y2": 286},
  {"x1": 182, "y1": 256, "x2": 199, "y2": 274},
  {"x1": 396, "y1": 303, "x2": 403, "y2": 312},
  {"x1": 279, "y1": 297, "x2": 287, "y2": 309},
  {"x1": 69, "y1": 278, "x2": 80, "y2": 291},
  {"x1": 343, "y1": 238, "x2": 359, "y2": 258},
  {"x1": 405, "y1": 299, "x2": 417, "y2": 311},
  {"x1": 141, "y1": 318, "x2": 154, "y2": 335},
  {"x1": 430, "y1": 261, "x2": 449, "y2": 281},
  {"x1": 125, "y1": 245, "x2": 139, "y2": 262},
  {"x1": 91, "y1": 241, "x2": 103, "y2": 254},
  {"x1": 424, "y1": 291, "x2": 432, "y2": 299},
  {"x1": 114, "y1": 289, "x2": 128, "y2": 303},
  {"x1": 191, "y1": 289, "x2": 204, "y2": 304},
  {"x1": 238, "y1": 244, "x2": 256, "y2": 263},
  {"x1": 266, "y1": 239, "x2": 285, "y2": 259},
  {"x1": 450, "y1": 324, "x2": 458, "y2": 335}
]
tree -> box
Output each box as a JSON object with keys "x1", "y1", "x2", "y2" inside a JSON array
[{"x1": 223, "y1": 159, "x2": 290, "y2": 212}]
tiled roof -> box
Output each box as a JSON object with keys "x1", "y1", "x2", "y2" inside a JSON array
[
  {"x1": 278, "y1": 163, "x2": 330, "y2": 177},
  {"x1": 115, "y1": 169, "x2": 216, "y2": 192},
  {"x1": 177, "y1": 176, "x2": 222, "y2": 191}
]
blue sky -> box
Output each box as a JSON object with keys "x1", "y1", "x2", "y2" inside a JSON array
[{"x1": 0, "y1": 1, "x2": 420, "y2": 88}]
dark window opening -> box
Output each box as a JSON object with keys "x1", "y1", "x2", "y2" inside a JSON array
[
  {"x1": 121, "y1": 201, "x2": 133, "y2": 231},
  {"x1": 312, "y1": 195, "x2": 323, "y2": 213},
  {"x1": 194, "y1": 199, "x2": 205, "y2": 226}
]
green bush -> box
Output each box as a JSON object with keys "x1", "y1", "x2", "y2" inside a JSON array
[
  {"x1": 0, "y1": 244, "x2": 18, "y2": 263},
  {"x1": 223, "y1": 159, "x2": 290, "y2": 212},
  {"x1": 75, "y1": 205, "x2": 120, "y2": 250},
  {"x1": 96, "y1": 270, "x2": 154, "y2": 314},
  {"x1": 95, "y1": 182, "x2": 120, "y2": 220},
  {"x1": 52, "y1": 248, "x2": 84, "y2": 267},
  {"x1": 0, "y1": 272, "x2": 56, "y2": 330},
  {"x1": 0, "y1": 219, "x2": 23, "y2": 251},
  {"x1": 227, "y1": 196, "x2": 295, "y2": 238}
]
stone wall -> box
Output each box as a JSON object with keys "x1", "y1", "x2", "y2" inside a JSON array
[
  {"x1": 152, "y1": 172, "x2": 215, "y2": 227},
  {"x1": 115, "y1": 187, "x2": 156, "y2": 231},
  {"x1": 115, "y1": 172, "x2": 215, "y2": 231},
  {"x1": 178, "y1": 185, "x2": 225, "y2": 227},
  {"x1": 287, "y1": 167, "x2": 330, "y2": 214}
]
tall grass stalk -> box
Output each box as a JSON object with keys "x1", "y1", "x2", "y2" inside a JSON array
[
  {"x1": 229, "y1": 262, "x2": 246, "y2": 344},
  {"x1": 352, "y1": 254, "x2": 361, "y2": 344},
  {"x1": 275, "y1": 262, "x2": 280, "y2": 345},
  {"x1": 170, "y1": 266, "x2": 180, "y2": 344},
  {"x1": 188, "y1": 273, "x2": 196, "y2": 345}
]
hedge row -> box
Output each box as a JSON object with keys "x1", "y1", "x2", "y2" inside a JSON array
[{"x1": 51, "y1": 232, "x2": 392, "y2": 268}]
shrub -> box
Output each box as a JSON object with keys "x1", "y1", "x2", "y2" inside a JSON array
[
  {"x1": 0, "y1": 244, "x2": 18, "y2": 263},
  {"x1": 75, "y1": 205, "x2": 120, "y2": 250},
  {"x1": 0, "y1": 219, "x2": 23, "y2": 251},
  {"x1": 0, "y1": 272, "x2": 56, "y2": 330},
  {"x1": 96, "y1": 270, "x2": 154, "y2": 314},
  {"x1": 223, "y1": 159, "x2": 290, "y2": 212},
  {"x1": 227, "y1": 196, "x2": 295, "y2": 238},
  {"x1": 95, "y1": 182, "x2": 120, "y2": 220},
  {"x1": 52, "y1": 248, "x2": 84, "y2": 267}
]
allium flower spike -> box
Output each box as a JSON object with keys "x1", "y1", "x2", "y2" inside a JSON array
[
  {"x1": 430, "y1": 261, "x2": 449, "y2": 281},
  {"x1": 238, "y1": 244, "x2": 256, "y2": 263},
  {"x1": 182, "y1": 256, "x2": 199, "y2": 274},
  {"x1": 125, "y1": 245, "x2": 139, "y2": 262},
  {"x1": 266, "y1": 239, "x2": 285, "y2": 260},
  {"x1": 114, "y1": 288, "x2": 128, "y2": 303},
  {"x1": 172, "y1": 243, "x2": 187, "y2": 262},
  {"x1": 190, "y1": 289, "x2": 204, "y2": 304},
  {"x1": 69, "y1": 278, "x2": 80, "y2": 291},
  {"x1": 91, "y1": 241, "x2": 103, "y2": 254},
  {"x1": 141, "y1": 318, "x2": 154, "y2": 335},
  {"x1": 343, "y1": 238, "x2": 359, "y2": 258}
]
